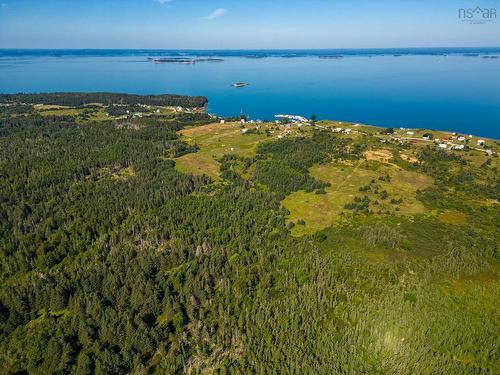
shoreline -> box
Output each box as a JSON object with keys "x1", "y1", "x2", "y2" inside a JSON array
[{"x1": 1, "y1": 91, "x2": 498, "y2": 141}]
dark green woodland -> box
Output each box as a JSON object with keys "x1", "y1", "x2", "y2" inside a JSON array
[{"x1": 0, "y1": 94, "x2": 498, "y2": 374}]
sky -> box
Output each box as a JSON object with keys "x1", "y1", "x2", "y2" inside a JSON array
[{"x1": 0, "y1": 0, "x2": 499, "y2": 49}]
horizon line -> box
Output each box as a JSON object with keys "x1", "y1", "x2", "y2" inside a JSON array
[{"x1": 1, "y1": 46, "x2": 500, "y2": 51}]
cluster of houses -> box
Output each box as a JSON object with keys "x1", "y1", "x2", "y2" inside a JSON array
[
  {"x1": 394, "y1": 127, "x2": 492, "y2": 153},
  {"x1": 274, "y1": 114, "x2": 309, "y2": 124},
  {"x1": 434, "y1": 132, "x2": 488, "y2": 151},
  {"x1": 105, "y1": 105, "x2": 163, "y2": 120}
]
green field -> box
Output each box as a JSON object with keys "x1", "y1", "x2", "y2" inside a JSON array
[
  {"x1": 282, "y1": 156, "x2": 433, "y2": 236},
  {"x1": 174, "y1": 122, "x2": 304, "y2": 179}
]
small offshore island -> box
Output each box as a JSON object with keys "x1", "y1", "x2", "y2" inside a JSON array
[
  {"x1": 231, "y1": 82, "x2": 249, "y2": 88},
  {"x1": 0, "y1": 92, "x2": 499, "y2": 374}
]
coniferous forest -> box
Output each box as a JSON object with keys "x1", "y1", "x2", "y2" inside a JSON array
[{"x1": 0, "y1": 94, "x2": 499, "y2": 374}]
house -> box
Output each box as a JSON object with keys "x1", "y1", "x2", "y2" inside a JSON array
[
  {"x1": 457, "y1": 136, "x2": 466, "y2": 142},
  {"x1": 333, "y1": 127, "x2": 343, "y2": 133},
  {"x1": 477, "y1": 139, "x2": 485, "y2": 146},
  {"x1": 220, "y1": 119, "x2": 225, "y2": 124},
  {"x1": 241, "y1": 128, "x2": 248, "y2": 134},
  {"x1": 438, "y1": 143, "x2": 448, "y2": 149},
  {"x1": 486, "y1": 149, "x2": 493, "y2": 156},
  {"x1": 406, "y1": 131, "x2": 415, "y2": 135},
  {"x1": 453, "y1": 144, "x2": 465, "y2": 150},
  {"x1": 344, "y1": 128, "x2": 352, "y2": 134}
]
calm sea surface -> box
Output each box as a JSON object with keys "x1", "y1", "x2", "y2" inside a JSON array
[{"x1": 1, "y1": 48, "x2": 499, "y2": 138}]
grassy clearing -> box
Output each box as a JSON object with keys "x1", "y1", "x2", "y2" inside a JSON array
[
  {"x1": 33, "y1": 104, "x2": 70, "y2": 110},
  {"x1": 96, "y1": 166, "x2": 135, "y2": 181},
  {"x1": 283, "y1": 160, "x2": 433, "y2": 236},
  {"x1": 38, "y1": 108, "x2": 83, "y2": 116},
  {"x1": 174, "y1": 122, "x2": 273, "y2": 179},
  {"x1": 364, "y1": 149, "x2": 393, "y2": 163},
  {"x1": 439, "y1": 210, "x2": 468, "y2": 225},
  {"x1": 110, "y1": 166, "x2": 134, "y2": 180}
]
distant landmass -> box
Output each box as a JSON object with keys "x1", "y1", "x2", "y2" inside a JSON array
[{"x1": 1, "y1": 46, "x2": 500, "y2": 58}]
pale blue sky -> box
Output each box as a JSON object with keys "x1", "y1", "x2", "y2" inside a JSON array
[{"x1": 0, "y1": 0, "x2": 499, "y2": 48}]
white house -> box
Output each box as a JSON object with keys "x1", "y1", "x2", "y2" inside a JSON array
[
  {"x1": 438, "y1": 143, "x2": 448, "y2": 149},
  {"x1": 457, "y1": 136, "x2": 466, "y2": 142},
  {"x1": 406, "y1": 131, "x2": 415, "y2": 135},
  {"x1": 477, "y1": 139, "x2": 486, "y2": 146},
  {"x1": 220, "y1": 119, "x2": 225, "y2": 124},
  {"x1": 241, "y1": 128, "x2": 248, "y2": 134},
  {"x1": 453, "y1": 145, "x2": 465, "y2": 150}
]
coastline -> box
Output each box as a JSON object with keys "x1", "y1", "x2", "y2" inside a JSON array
[{"x1": 1, "y1": 51, "x2": 499, "y2": 139}]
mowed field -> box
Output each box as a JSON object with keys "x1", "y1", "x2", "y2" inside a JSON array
[
  {"x1": 283, "y1": 153, "x2": 433, "y2": 236},
  {"x1": 175, "y1": 122, "x2": 272, "y2": 179}
]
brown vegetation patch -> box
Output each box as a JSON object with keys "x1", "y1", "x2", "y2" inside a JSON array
[
  {"x1": 364, "y1": 149, "x2": 393, "y2": 163},
  {"x1": 438, "y1": 210, "x2": 467, "y2": 225},
  {"x1": 400, "y1": 153, "x2": 419, "y2": 163}
]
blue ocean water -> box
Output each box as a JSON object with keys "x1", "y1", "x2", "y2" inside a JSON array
[{"x1": 1, "y1": 48, "x2": 499, "y2": 138}]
